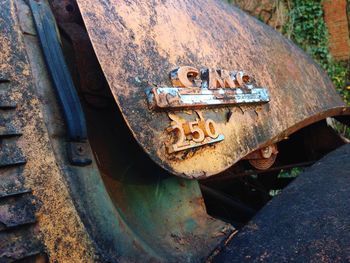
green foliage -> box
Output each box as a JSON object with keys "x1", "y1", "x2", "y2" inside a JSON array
[
  {"x1": 278, "y1": 167, "x2": 303, "y2": 178},
  {"x1": 327, "y1": 61, "x2": 349, "y2": 104},
  {"x1": 332, "y1": 118, "x2": 350, "y2": 139},
  {"x1": 284, "y1": 1, "x2": 328, "y2": 64},
  {"x1": 284, "y1": 0, "x2": 349, "y2": 105},
  {"x1": 267, "y1": 167, "x2": 303, "y2": 196}
]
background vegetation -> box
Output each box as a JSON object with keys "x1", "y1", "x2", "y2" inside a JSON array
[
  {"x1": 230, "y1": 0, "x2": 350, "y2": 105},
  {"x1": 230, "y1": 0, "x2": 350, "y2": 139},
  {"x1": 283, "y1": 0, "x2": 350, "y2": 138},
  {"x1": 283, "y1": 0, "x2": 349, "y2": 105}
]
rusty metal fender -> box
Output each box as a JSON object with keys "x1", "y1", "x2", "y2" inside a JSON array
[{"x1": 75, "y1": 0, "x2": 350, "y2": 179}]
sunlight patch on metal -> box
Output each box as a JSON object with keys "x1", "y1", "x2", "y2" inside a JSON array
[{"x1": 75, "y1": 0, "x2": 350, "y2": 178}]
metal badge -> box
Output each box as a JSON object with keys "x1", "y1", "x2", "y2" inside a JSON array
[
  {"x1": 147, "y1": 66, "x2": 270, "y2": 110},
  {"x1": 166, "y1": 112, "x2": 224, "y2": 154}
]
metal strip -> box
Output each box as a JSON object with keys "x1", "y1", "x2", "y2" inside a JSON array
[
  {"x1": 29, "y1": 0, "x2": 87, "y2": 142},
  {"x1": 148, "y1": 86, "x2": 270, "y2": 110},
  {"x1": 29, "y1": 0, "x2": 91, "y2": 166}
]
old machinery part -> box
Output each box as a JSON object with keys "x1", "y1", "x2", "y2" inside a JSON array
[
  {"x1": 2, "y1": 0, "x2": 350, "y2": 261},
  {"x1": 58, "y1": 22, "x2": 112, "y2": 108},
  {"x1": 248, "y1": 155, "x2": 277, "y2": 170},
  {"x1": 29, "y1": 1, "x2": 234, "y2": 261},
  {"x1": 49, "y1": 0, "x2": 81, "y2": 23},
  {"x1": 75, "y1": 0, "x2": 350, "y2": 178},
  {"x1": 244, "y1": 144, "x2": 278, "y2": 170},
  {"x1": 0, "y1": 2, "x2": 54, "y2": 260},
  {"x1": 147, "y1": 66, "x2": 270, "y2": 110},
  {"x1": 29, "y1": 0, "x2": 91, "y2": 166},
  {"x1": 166, "y1": 112, "x2": 224, "y2": 153},
  {"x1": 0, "y1": 78, "x2": 45, "y2": 261}
]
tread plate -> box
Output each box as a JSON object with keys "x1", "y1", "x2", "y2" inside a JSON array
[
  {"x1": 0, "y1": 166, "x2": 30, "y2": 198},
  {"x1": 0, "y1": 195, "x2": 36, "y2": 231},
  {"x1": 0, "y1": 142, "x2": 26, "y2": 168}
]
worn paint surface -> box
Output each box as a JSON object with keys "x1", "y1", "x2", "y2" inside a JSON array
[
  {"x1": 148, "y1": 86, "x2": 270, "y2": 110},
  {"x1": 147, "y1": 67, "x2": 270, "y2": 110},
  {"x1": 76, "y1": 0, "x2": 350, "y2": 179},
  {"x1": 2, "y1": 1, "x2": 234, "y2": 261},
  {"x1": 1, "y1": 0, "x2": 96, "y2": 261},
  {"x1": 53, "y1": 13, "x2": 235, "y2": 261}
]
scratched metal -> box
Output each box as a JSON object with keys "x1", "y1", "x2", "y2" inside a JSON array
[
  {"x1": 148, "y1": 87, "x2": 270, "y2": 110},
  {"x1": 76, "y1": 0, "x2": 350, "y2": 178},
  {"x1": 147, "y1": 68, "x2": 270, "y2": 109},
  {"x1": 168, "y1": 134, "x2": 225, "y2": 153}
]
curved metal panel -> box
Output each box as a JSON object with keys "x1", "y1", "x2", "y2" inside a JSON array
[{"x1": 76, "y1": 0, "x2": 350, "y2": 178}]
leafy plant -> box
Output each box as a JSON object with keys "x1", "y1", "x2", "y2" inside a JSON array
[
  {"x1": 230, "y1": 0, "x2": 349, "y2": 104},
  {"x1": 283, "y1": 0, "x2": 349, "y2": 138},
  {"x1": 278, "y1": 167, "x2": 303, "y2": 178},
  {"x1": 230, "y1": 0, "x2": 349, "y2": 137}
]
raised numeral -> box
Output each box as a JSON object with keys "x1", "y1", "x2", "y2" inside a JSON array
[{"x1": 167, "y1": 115, "x2": 223, "y2": 153}]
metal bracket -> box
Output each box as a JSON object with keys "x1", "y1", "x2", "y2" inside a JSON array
[
  {"x1": 29, "y1": 0, "x2": 91, "y2": 166},
  {"x1": 67, "y1": 142, "x2": 92, "y2": 166}
]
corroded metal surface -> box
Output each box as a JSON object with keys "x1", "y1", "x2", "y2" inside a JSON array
[
  {"x1": 0, "y1": 195, "x2": 36, "y2": 230},
  {"x1": 76, "y1": 0, "x2": 350, "y2": 178},
  {"x1": 82, "y1": 99, "x2": 234, "y2": 262},
  {"x1": 244, "y1": 144, "x2": 278, "y2": 170},
  {"x1": 147, "y1": 67, "x2": 270, "y2": 110},
  {"x1": 15, "y1": 1, "x2": 235, "y2": 261},
  {"x1": 1, "y1": 0, "x2": 96, "y2": 261},
  {"x1": 166, "y1": 112, "x2": 225, "y2": 153},
  {"x1": 51, "y1": 10, "x2": 235, "y2": 260},
  {"x1": 0, "y1": 167, "x2": 30, "y2": 198}
]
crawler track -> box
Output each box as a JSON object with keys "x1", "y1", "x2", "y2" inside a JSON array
[
  {"x1": 0, "y1": 1, "x2": 95, "y2": 261},
  {"x1": 0, "y1": 75, "x2": 44, "y2": 262}
]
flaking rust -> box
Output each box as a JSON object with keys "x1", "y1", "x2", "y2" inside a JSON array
[
  {"x1": 76, "y1": 0, "x2": 350, "y2": 178},
  {"x1": 147, "y1": 66, "x2": 270, "y2": 110},
  {"x1": 244, "y1": 144, "x2": 279, "y2": 170},
  {"x1": 152, "y1": 66, "x2": 269, "y2": 156}
]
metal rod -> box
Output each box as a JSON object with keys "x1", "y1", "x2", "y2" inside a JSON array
[{"x1": 203, "y1": 161, "x2": 315, "y2": 182}]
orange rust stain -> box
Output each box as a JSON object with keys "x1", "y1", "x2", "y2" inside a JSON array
[
  {"x1": 76, "y1": 0, "x2": 350, "y2": 179},
  {"x1": 8, "y1": 1, "x2": 96, "y2": 261}
]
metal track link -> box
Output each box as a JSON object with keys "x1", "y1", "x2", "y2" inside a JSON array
[
  {"x1": 0, "y1": 79, "x2": 45, "y2": 262},
  {"x1": 0, "y1": 225, "x2": 43, "y2": 263}
]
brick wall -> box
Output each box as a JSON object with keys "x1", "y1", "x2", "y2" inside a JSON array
[{"x1": 323, "y1": 0, "x2": 350, "y2": 61}]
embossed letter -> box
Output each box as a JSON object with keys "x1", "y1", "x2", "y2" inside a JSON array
[{"x1": 170, "y1": 66, "x2": 200, "y2": 87}]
